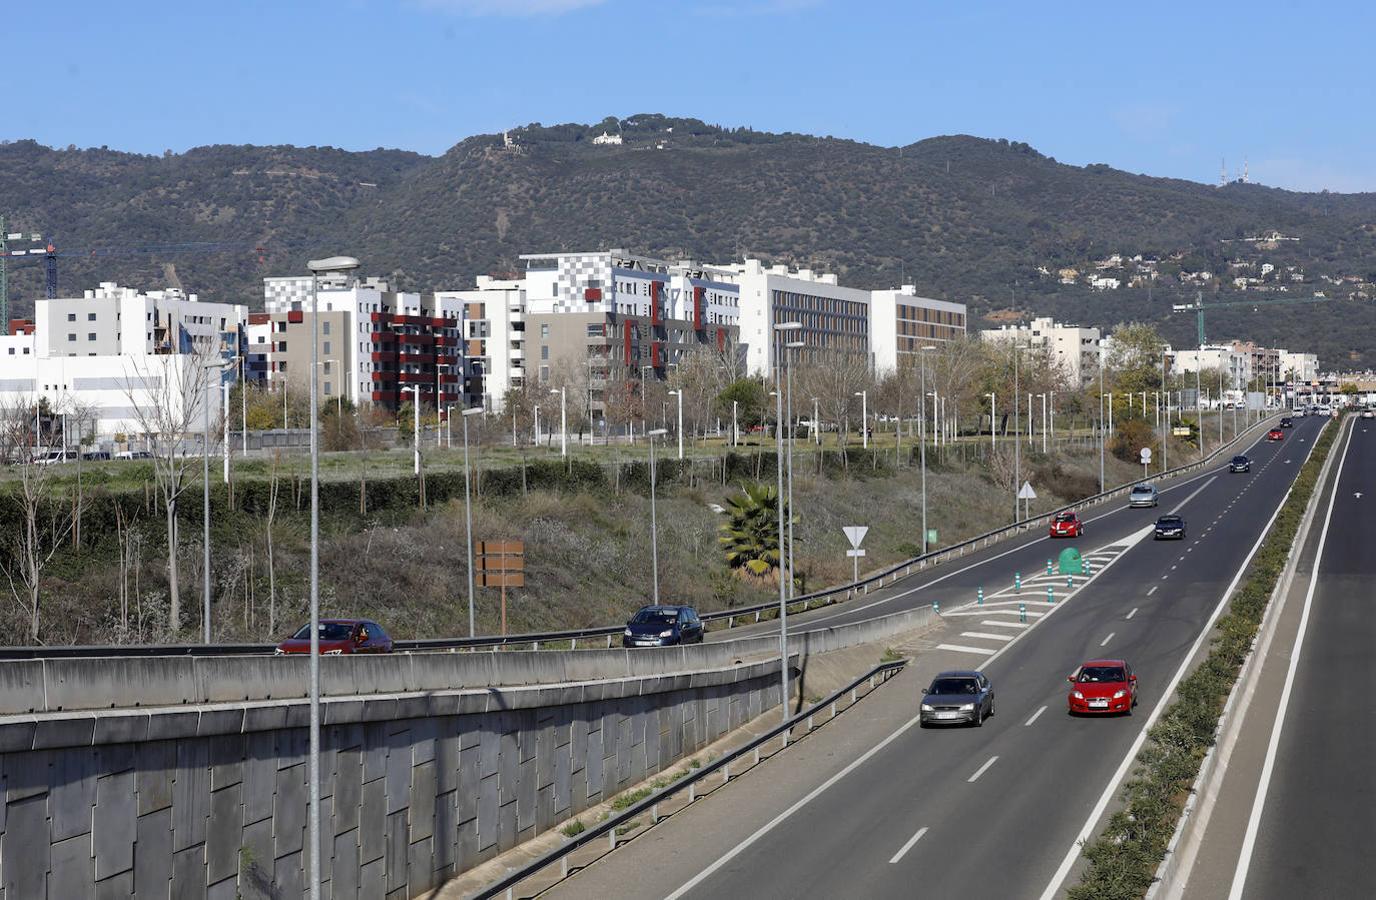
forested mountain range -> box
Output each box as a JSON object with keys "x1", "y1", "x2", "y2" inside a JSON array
[{"x1": 4, "y1": 114, "x2": 1375, "y2": 367}]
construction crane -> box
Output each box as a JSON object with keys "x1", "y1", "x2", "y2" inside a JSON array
[
  {"x1": 0, "y1": 216, "x2": 48, "y2": 328},
  {"x1": 1171, "y1": 290, "x2": 1329, "y2": 347}
]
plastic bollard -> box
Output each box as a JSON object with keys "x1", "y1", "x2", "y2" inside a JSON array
[
  {"x1": 932, "y1": 600, "x2": 941, "y2": 614},
  {"x1": 977, "y1": 587, "x2": 984, "y2": 605},
  {"x1": 1067, "y1": 574, "x2": 1073, "y2": 589},
  {"x1": 1046, "y1": 559, "x2": 1053, "y2": 575},
  {"x1": 1015, "y1": 572, "x2": 1021, "y2": 593},
  {"x1": 1019, "y1": 602, "x2": 1027, "y2": 623},
  {"x1": 1047, "y1": 586, "x2": 1054, "y2": 604}
]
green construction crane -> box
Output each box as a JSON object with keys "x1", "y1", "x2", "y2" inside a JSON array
[{"x1": 1171, "y1": 290, "x2": 1329, "y2": 347}]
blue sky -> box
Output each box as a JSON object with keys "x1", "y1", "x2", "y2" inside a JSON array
[{"x1": 5, "y1": 0, "x2": 1371, "y2": 192}]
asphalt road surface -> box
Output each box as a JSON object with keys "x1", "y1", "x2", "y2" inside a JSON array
[{"x1": 547, "y1": 415, "x2": 1326, "y2": 900}]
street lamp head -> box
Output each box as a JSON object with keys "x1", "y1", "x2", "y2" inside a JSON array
[
  {"x1": 854, "y1": 391, "x2": 864, "y2": 397},
  {"x1": 461, "y1": 406, "x2": 485, "y2": 417},
  {"x1": 668, "y1": 389, "x2": 681, "y2": 396},
  {"x1": 785, "y1": 341, "x2": 805, "y2": 349},
  {"x1": 647, "y1": 428, "x2": 668, "y2": 437},
  {"x1": 775, "y1": 321, "x2": 802, "y2": 332},
  {"x1": 921, "y1": 345, "x2": 937, "y2": 351},
  {"x1": 307, "y1": 255, "x2": 360, "y2": 274},
  {"x1": 549, "y1": 388, "x2": 561, "y2": 396}
]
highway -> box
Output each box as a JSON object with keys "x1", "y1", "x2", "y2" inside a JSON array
[
  {"x1": 1205, "y1": 415, "x2": 1375, "y2": 900},
  {"x1": 543, "y1": 415, "x2": 1326, "y2": 900}
]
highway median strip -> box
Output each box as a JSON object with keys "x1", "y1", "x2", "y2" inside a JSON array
[{"x1": 1065, "y1": 416, "x2": 1342, "y2": 900}]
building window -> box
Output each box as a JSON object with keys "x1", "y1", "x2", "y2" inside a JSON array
[
  {"x1": 67, "y1": 313, "x2": 76, "y2": 322},
  {"x1": 68, "y1": 333, "x2": 76, "y2": 342},
  {"x1": 540, "y1": 324, "x2": 550, "y2": 339},
  {"x1": 323, "y1": 341, "x2": 331, "y2": 355},
  {"x1": 88, "y1": 333, "x2": 96, "y2": 341},
  {"x1": 324, "y1": 382, "x2": 332, "y2": 396},
  {"x1": 540, "y1": 365, "x2": 549, "y2": 380},
  {"x1": 541, "y1": 345, "x2": 549, "y2": 360},
  {"x1": 280, "y1": 361, "x2": 288, "y2": 372},
  {"x1": 88, "y1": 312, "x2": 97, "y2": 321},
  {"x1": 322, "y1": 321, "x2": 331, "y2": 335},
  {"x1": 323, "y1": 361, "x2": 332, "y2": 374}
]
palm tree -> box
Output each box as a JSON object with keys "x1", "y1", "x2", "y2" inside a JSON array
[{"x1": 718, "y1": 482, "x2": 793, "y2": 580}]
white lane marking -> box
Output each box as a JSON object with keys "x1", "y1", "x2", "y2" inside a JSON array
[
  {"x1": 1037, "y1": 418, "x2": 1324, "y2": 900},
  {"x1": 1171, "y1": 565, "x2": 1178, "y2": 570},
  {"x1": 935, "y1": 643, "x2": 996, "y2": 656},
  {"x1": 1147, "y1": 585, "x2": 1158, "y2": 596},
  {"x1": 981, "y1": 620, "x2": 1028, "y2": 629},
  {"x1": 1100, "y1": 632, "x2": 1115, "y2": 647},
  {"x1": 888, "y1": 826, "x2": 929, "y2": 864},
  {"x1": 960, "y1": 631, "x2": 1014, "y2": 642},
  {"x1": 1126, "y1": 608, "x2": 1138, "y2": 620},
  {"x1": 981, "y1": 609, "x2": 1044, "y2": 618},
  {"x1": 663, "y1": 709, "x2": 925, "y2": 899},
  {"x1": 1170, "y1": 475, "x2": 1218, "y2": 514},
  {"x1": 967, "y1": 756, "x2": 999, "y2": 783},
  {"x1": 1025, "y1": 705, "x2": 1047, "y2": 726},
  {"x1": 1229, "y1": 420, "x2": 1354, "y2": 899}
]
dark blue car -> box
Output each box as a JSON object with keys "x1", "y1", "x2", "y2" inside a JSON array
[{"x1": 622, "y1": 605, "x2": 704, "y2": 647}]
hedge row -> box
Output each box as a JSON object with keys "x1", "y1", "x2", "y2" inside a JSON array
[{"x1": 1067, "y1": 416, "x2": 1343, "y2": 900}]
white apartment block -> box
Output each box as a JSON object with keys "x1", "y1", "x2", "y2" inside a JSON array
[
  {"x1": 869, "y1": 285, "x2": 967, "y2": 375},
  {"x1": 726, "y1": 259, "x2": 868, "y2": 375},
  {"x1": 0, "y1": 283, "x2": 243, "y2": 438},
  {"x1": 1171, "y1": 345, "x2": 1253, "y2": 389},
  {"x1": 435, "y1": 276, "x2": 526, "y2": 411},
  {"x1": 981, "y1": 317, "x2": 1102, "y2": 385},
  {"x1": 1279, "y1": 350, "x2": 1319, "y2": 383}
]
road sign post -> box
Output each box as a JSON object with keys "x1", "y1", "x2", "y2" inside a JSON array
[
  {"x1": 476, "y1": 540, "x2": 526, "y2": 635},
  {"x1": 843, "y1": 526, "x2": 869, "y2": 585},
  {"x1": 1017, "y1": 481, "x2": 1037, "y2": 520},
  {"x1": 1140, "y1": 446, "x2": 1152, "y2": 480}
]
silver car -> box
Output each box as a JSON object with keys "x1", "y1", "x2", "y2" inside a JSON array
[
  {"x1": 1128, "y1": 483, "x2": 1159, "y2": 508},
  {"x1": 920, "y1": 670, "x2": 995, "y2": 727}
]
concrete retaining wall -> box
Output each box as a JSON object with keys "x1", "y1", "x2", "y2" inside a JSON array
[
  {"x1": 0, "y1": 658, "x2": 788, "y2": 899},
  {"x1": 0, "y1": 603, "x2": 935, "y2": 717}
]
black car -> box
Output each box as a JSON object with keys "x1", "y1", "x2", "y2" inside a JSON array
[
  {"x1": 920, "y1": 670, "x2": 995, "y2": 727},
  {"x1": 622, "y1": 605, "x2": 704, "y2": 647},
  {"x1": 1280, "y1": 417, "x2": 1294, "y2": 428},
  {"x1": 1228, "y1": 455, "x2": 1251, "y2": 473},
  {"x1": 1154, "y1": 514, "x2": 1186, "y2": 540}
]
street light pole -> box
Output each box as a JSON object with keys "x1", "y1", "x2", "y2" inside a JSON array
[
  {"x1": 784, "y1": 340, "x2": 804, "y2": 598},
  {"x1": 647, "y1": 427, "x2": 668, "y2": 605},
  {"x1": 732, "y1": 400, "x2": 738, "y2": 447},
  {"x1": 1098, "y1": 346, "x2": 1106, "y2": 493},
  {"x1": 774, "y1": 322, "x2": 801, "y2": 721},
  {"x1": 1041, "y1": 392, "x2": 1048, "y2": 453},
  {"x1": 551, "y1": 387, "x2": 567, "y2": 457},
  {"x1": 462, "y1": 406, "x2": 484, "y2": 637},
  {"x1": 305, "y1": 254, "x2": 358, "y2": 900},
  {"x1": 669, "y1": 389, "x2": 684, "y2": 460},
  {"x1": 1013, "y1": 343, "x2": 1021, "y2": 523},
  {"x1": 856, "y1": 390, "x2": 868, "y2": 449},
  {"x1": 813, "y1": 397, "x2": 820, "y2": 446},
  {"x1": 987, "y1": 392, "x2": 996, "y2": 455},
  {"x1": 920, "y1": 346, "x2": 936, "y2": 553},
  {"x1": 222, "y1": 379, "x2": 231, "y2": 483}
]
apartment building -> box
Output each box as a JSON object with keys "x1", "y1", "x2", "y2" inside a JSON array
[
  {"x1": 980, "y1": 317, "x2": 1102, "y2": 384},
  {"x1": 256, "y1": 277, "x2": 465, "y2": 412},
  {"x1": 517, "y1": 250, "x2": 742, "y2": 417},
  {"x1": 435, "y1": 275, "x2": 526, "y2": 411},
  {"x1": 1171, "y1": 344, "x2": 1254, "y2": 389},
  {"x1": 869, "y1": 285, "x2": 967, "y2": 374},
  {"x1": 727, "y1": 259, "x2": 868, "y2": 375},
  {"x1": 1280, "y1": 350, "x2": 1319, "y2": 383},
  {"x1": 0, "y1": 283, "x2": 244, "y2": 437}
]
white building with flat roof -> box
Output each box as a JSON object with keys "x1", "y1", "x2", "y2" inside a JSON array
[
  {"x1": 726, "y1": 259, "x2": 869, "y2": 375},
  {"x1": 1171, "y1": 344, "x2": 1253, "y2": 389},
  {"x1": 869, "y1": 285, "x2": 967, "y2": 374},
  {"x1": 1280, "y1": 350, "x2": 1319, "y2": 383},
  {"x1": 981, "y1": 317, "x2": 1102, "y2": 384}
]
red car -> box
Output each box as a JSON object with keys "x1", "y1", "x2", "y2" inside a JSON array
[
  {"x1": 275, "y1": 619, "x2": 394, "y2": 655},
  {"x1": 1266, "y1": 428, "x2": 1284, "y2": 441},
  {"x1": 1067, "y1": 659, "x2": 1138, "y2": 715},
  {"x1": 1048, "y1": 511, "x2": 1085, "y2": 538}
]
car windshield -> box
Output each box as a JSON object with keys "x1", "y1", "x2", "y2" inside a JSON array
[
  {"x1": 1158, "y1": 516, "x2": 1182, "y2": 525},
  {"x1": 1054, "y1": 513, "x2": 1075, "y2": 523},
  {"x1": 928, "y1": 677, "x2": 980, "y2": 695},
  {"x1": 630, "y1": 609, "x2": 678, "y2": 626},
  {"x1": 1078, "y1": 666, "x2": 1126, "y2": 683},
  {"x1": 1132, "y1": 485, "x2": 1153, "y2": 494},
  {"x1": 291, "y1": 622, "x2": 353, "y2": 640},
  {"x1": 1233, "y1": 456, "x2": 1248, "y2": 463}
]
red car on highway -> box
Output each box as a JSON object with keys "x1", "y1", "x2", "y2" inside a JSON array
[
  {"x1": 1067, "y1": 659, "x2": 1138, "y2": 715},
  {"x1": 275, "y1": 619, "x2": 394, "y2": 655},
  {"x1": 1266, "y1": 428, "x2": 1284, "y2": 441},
  {"x1": 1048, "y1": 511, "x2": 1085, "y2": 538}
]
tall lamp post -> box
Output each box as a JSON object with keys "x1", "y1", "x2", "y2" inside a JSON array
[
  {"x1": 550, "y1": 387, "x2": 567, "y2": 457},
  {"x1": 987, "y1": 392, "x2": 996, "y2": 454},
  {"x1": 305, "y1": 254, "x2": 358, "y2": 900},
  {"x1": 646, "y1": 427, "x2": 668, "y2": 604},
  {"x1": 784, "y1": 340, "x2": 804, "y2": 597},
  {"x1": 774, "y1": 321, "x2": 802, "y2": 721},
  {"x1": 668, "y1": 389, "x2": 684, "y2": 460},
  {"x1": 1012, "y1": 342, "x2": 1022, "y2": 523},
  {"x1": 919, "y1": 346, "x2": 936, "y2": 553},
  {"x1": 461, "y1": 405, "x2": 485, "y2": 637},
  {"x1": 813, "y1": 397, "x2": 820, "y2": 446},
  {"x1": 1098, "y1": 344, "x2": 1106, "y2": 493},
  {"x1": 402, "y1": 385, "x2": 421, "y2": 475},
  {"x1": 202, "y1": 357, "x2": 231, "y2": 644},
  {"x1": 855, "y1": 390, "x2": 868, "y2": 449}
]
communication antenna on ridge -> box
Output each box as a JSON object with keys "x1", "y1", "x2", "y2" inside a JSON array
[
  {"x1": 1220, "y1": 158, "x2": 1228, "y2": 187},
  {"x1": 1242, "y1": 158, "x2": 1249, "y2": 184}
]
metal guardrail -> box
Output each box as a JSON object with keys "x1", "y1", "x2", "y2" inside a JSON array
[
  {"x1": 0, "y1": 414, "x2": 1283, "y2": 661},
  {"x1": 474, "y1": 657, "x2": 908, "y2": 900}
]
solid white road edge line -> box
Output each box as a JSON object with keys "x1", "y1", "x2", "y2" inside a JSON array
[
  {"x1": 888, "y1": 826, "x2": 929, "y2": 864},
  {"x1": 1035, "y1": 423, "x2": 1321, "y2": 900},
  {"x1": 1025, "y1": 705, "x2": 1048, "y2": 727},
  {"x1": 967, "y1": 756, "x2": 998, "y2": 783},
  {"x1": 1226, "y1": 422, "x2": 1353, "y2": 900},
  {"x1": 662, "y1": 710, "x2": 925, "y2": 900}
]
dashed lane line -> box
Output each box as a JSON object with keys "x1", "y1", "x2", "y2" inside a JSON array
[
  {"x1": 968, "y1": 756, "x2": 999, "y2": 783},
  {"x1": 888, "y1": 827, "x2": 929, "y2": 865},
  {"x1": 1025, "y1": 705, "x2": 1048, "y2": 727},
  {"x1": 1100, "y1": 632, "x2": 1115, "y2": 647},
  {"x1": 1126, "y1": 608, "x2": 1138, "y2": 619}
]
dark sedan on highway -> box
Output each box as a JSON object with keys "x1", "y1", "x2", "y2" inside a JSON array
[
  {"x1": 276, "y1": 619, "x2": 393, "y2": 655},
  {"x1": 920, "y1": 670, "x2": 995, "y2": 727},
  {"x1": 1229, "y1": 454, "x2": 1251, "y2": 473},
  {"x1": 622, "y1": 605, "x2": 704, "y2": 647},
  {"x1": 1153, "y1": 514, "x2": 1186, "y2": 540}
]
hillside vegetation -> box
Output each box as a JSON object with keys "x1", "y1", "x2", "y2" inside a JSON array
[{"x1": 4, "y1": 114, "x2": 1375, "y2": 365}]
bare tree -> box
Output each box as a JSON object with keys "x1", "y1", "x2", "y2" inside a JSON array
[
  {"x1": 123, "y1": 351, "x2": 219, "y2": 636},
  {"x1": 0, "y1": 399, "x2": 75, "y2": 643},
  {"x1": 796, "y1": 351, "x2": 873, "y2": 461}
]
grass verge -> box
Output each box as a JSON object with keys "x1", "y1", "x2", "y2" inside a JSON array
[{"x1": 1067, "y1": 416, "x2": 1341, "y2": 900}]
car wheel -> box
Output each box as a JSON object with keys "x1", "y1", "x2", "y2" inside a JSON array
[
  {"x1": 989, "y1": 700, "x2": 995, "y2": 717},
  {"x1": 974, "y1": 707, "x2": 984, "y2": 727}
]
